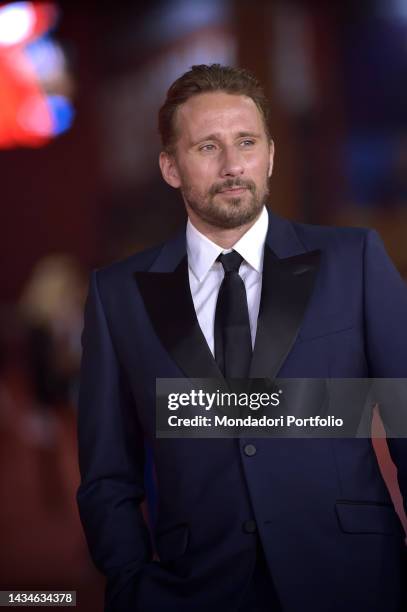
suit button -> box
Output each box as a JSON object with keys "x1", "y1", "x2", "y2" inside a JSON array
[
  {"x1": 243, "y1": 520, "x2": 257, "y2": 533},
  {"x1": 243, "y1": 443, "x2": 257, "y2": 456}
]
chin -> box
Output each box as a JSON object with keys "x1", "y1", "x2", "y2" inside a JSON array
[{"x1": 210, "y1": 209, "x2": 261, "y2": 229}]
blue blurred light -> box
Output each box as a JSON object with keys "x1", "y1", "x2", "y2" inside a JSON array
[
  {"x1": 379, "y1": 0, "x2": 407, "y2": 19},
  {"x1": 142, "y1": 0, "x2": 231, "y2": 46},
  {"x1": 25, "y1": 36, "x2": 66, "y2": 80},
  {"x1": 46, "y1": 94, "x2": 74, "y2": 135}
]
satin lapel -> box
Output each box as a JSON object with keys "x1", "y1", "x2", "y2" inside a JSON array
[
  {"x1": 250, "y1": 245, "x2": 321, "y2": 379},
  {"x1": 135, "y1": 255, "x2": 222, "y2": 380}
]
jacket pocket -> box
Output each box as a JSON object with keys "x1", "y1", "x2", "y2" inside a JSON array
[
  {"x1": 335, "y1": 501, "x2": 402, "y2": 535},
  {"x1": 155, "y1": 523, "x2": 189, "y2": 562},
  {"x1": 298, "y1": 323, "x2": 355, "y2": 342}
]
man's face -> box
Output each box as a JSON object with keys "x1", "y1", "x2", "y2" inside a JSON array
[{"x1": 160, "y1": 92, "x2": 274, "y2": 229}]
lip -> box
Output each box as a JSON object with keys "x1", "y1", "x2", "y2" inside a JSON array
[{"x1": 219, "y1": 187, "x2": 247, "y2": 195}]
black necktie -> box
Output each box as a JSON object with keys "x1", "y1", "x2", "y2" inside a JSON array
[{"x1": 214, "y1": 251, "x2": 252, "y2": 378}]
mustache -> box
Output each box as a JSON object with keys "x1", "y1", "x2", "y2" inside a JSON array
[{"x1": 209, "y1": 179, "x2": 256, "y2": 196}]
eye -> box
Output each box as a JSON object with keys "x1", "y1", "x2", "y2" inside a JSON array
[
  {"x1": 240, "y1": 139, "x2": 255, "y2": 147},
  {"x1": 199, "y1": 143, "x2": 216, "y2": 152}
]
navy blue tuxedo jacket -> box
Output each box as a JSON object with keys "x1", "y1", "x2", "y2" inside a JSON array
[{"x1": 77, "y1": 210, "x2": 407, "y2": 612}]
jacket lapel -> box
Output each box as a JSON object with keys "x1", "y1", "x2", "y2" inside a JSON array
[
  {"x1": 135, "y1": 232, "x2": 222, "y2": 380},
  {"x1": 250, "y1": 244, "x2": 321, "y2": 378},
  {"x1": 135, "y1": 211, "x2": 321, "y2": 382},
  {"x1": 249, "y1": 211, "x2": 321, "y2": 378}
]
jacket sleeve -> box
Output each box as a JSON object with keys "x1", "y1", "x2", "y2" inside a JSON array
[
  {"x1": 364, "y1": 228, "x2": 407, "y2": 377},
  {"x1": 77, "y1": 271, "x2": 153, "y2": 611},
  {"x1": 363, "y1": 229, "x2": 407, "y2": 514}
]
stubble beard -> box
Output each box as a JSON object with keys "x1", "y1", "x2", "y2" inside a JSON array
[{"x1": 181, "y1": 177, "x2": 270, "y2": 230}]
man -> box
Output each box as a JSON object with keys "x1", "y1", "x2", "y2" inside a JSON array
[{"x1": 77, "y1": 64, "x2": 407, "y2": 612}]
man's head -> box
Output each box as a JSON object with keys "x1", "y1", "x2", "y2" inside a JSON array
[{"x1": 158, "y1": 64, "x2": 274, "y2": 231}]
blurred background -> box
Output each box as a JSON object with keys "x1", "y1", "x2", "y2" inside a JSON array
[{"x1": 1, "y1": 0, "x2": 407, "y2": 609}]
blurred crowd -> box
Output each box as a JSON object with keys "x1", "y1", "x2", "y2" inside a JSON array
[
  {"x1": 1, "y1": 253, "x2": 85, "y2": 448},
  {"x1": 0, "y1": 254, "x2": 104, "y2": 610}
]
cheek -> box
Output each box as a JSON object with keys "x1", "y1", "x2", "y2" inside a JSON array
[
  {"x1": 247, "y1": 163, "x2": 269, "y2": 186},
  {"x1": 182, "y1": 160, "x2": 216, "y2": 191},
  {"x1": 258, "y1": 158, "x2": 272, "y2": 182},
  {"x1": 245, "y1": 151, "x2": 270, "y2": 173}
]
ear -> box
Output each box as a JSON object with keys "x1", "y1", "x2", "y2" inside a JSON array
[
  {"x1": 159, "y1": 151, "x2": 181, "y2": 188},
  {"x1": 268, "y1": 139, "x2": 275, "y2": 178}
]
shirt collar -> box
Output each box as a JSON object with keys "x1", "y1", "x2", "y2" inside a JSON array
[{"x1": 186, "y1": 206, "x2": 269, "y2": 282}]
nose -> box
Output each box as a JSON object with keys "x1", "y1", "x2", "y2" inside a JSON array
[{"x1": 220, "y1": 146, "x2": 244, "y2": 178}]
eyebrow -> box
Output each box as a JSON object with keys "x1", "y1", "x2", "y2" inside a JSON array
[{"x1": 190, "y1": 131, "x2": 262, "y2": 147}]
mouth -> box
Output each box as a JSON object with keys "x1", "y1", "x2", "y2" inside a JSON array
[{"x1": 218, "y1": 187, "x2": 248, "y2": 195}]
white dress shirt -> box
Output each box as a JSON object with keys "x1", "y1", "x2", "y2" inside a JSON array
[{"x1": 186, "y1": 206, "x2": 269, "y2": 356}]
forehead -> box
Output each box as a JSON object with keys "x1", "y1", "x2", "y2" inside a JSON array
[{"x1": 174, "y1": 92, "x2": 265, "y2": 141}]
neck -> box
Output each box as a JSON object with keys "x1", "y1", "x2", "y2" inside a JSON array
[{"x1": 187, "y1": 208, "x2": 262, "y2": 249}]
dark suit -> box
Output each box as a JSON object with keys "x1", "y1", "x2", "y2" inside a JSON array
[{"x1": 77, "y1": 210, "x2": 407, "y2": 611}]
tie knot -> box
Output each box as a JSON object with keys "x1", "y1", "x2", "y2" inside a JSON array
[{"x1": 217, "y1": 250, "x2": 243, "y2": 273}]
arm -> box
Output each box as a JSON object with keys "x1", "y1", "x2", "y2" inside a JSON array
[
  {"x1": 364, "y1": 229, "x2": 407, "y2": 378},
  {"x1": 77, "y1": 271, "x2": 152, "y2": 611},
  {"x1": 363, "y1": 229, "x2": 407, "y2": 511}
]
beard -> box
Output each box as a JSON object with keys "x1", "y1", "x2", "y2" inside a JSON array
[{"x1": 181, "y1": 176, "x2": 270, "y2": 229}]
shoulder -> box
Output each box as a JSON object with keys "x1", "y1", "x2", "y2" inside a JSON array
[
  {"x1": 97, "y1": 242, "x2": 164, "y2": 278},
  {"x1": 267, "y1": 209, "x2": 378, "y2": 260},
  {"x1": 87, "y1": 242, "x2": 167, "y2": 304},
  {"x1": 290, "y1": 218, "x2": 377, "y2": 256},
  {"x1": 84, "y1": 242, "x2": 167, "y2": 315}
]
